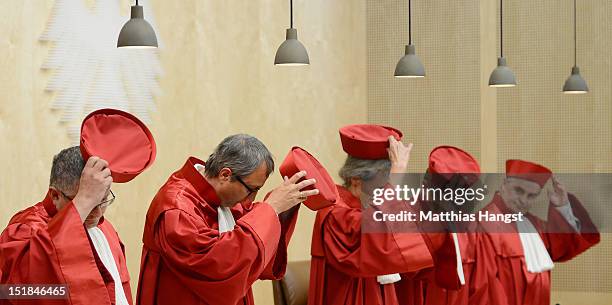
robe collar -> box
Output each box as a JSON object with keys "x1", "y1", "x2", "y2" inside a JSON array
[
  {"x1": 42, "y1": 190, "x2": 58, "y2": 217},
  {"x1": 493, "y1": 194, "x2": 554, "y2": 272},
  {"x1": 336, "y1": 185, "x2": 362, "y2": 209},
  {"x1": 180, "y1": 157, "x2": 222, "y2": 207}
]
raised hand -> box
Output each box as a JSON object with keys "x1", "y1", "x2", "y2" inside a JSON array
[
  {"x1": 73, "y1": 156, "x2": 113, "y2": 221},
  {"x1": 265, "y1": 171, "x2": 319, "y2": 214},
  {"x1": 548, "y1": 175, "x2": 570, "y2": 207},
  {"x1": 387, "y1": 136, "x2": 413, "y2": 174}
]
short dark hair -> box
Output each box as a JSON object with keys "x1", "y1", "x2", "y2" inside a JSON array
[
  {"x1": 204, "y1": 134, "x2": 274, "y2": 178},
  {"x1": 49, "y1": 146, "x2": 84, "y2": 194}
]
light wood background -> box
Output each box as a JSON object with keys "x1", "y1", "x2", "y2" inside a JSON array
[{"x1": 366, "y1": 0, "x2": 611, "y2": 304}]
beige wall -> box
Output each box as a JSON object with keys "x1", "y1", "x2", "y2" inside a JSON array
[
  {"x1": 367, "y1": 0, "x2": 611, "y2": 303},
  {"x1": 0, "y1": 0, "x2": 366, "y2": 304}
]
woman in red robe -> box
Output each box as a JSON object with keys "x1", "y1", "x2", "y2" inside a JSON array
[{"x1": 308, "y1": 126, "x2": 463, "y2": 305}]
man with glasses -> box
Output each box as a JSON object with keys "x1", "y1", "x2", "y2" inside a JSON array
[
  {"x1": 0, "y1": 146, "x2": 132, "y2": 305},
  {"x1": 136, "y1": 134, "x2": 319, "y2": 305}
]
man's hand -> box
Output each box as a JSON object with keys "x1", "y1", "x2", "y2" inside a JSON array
[
  {"x1": 266, "y1": 171, "x2": 319, "y2": 214},
  {"x1": 387, "y1": 136, "x2": 413, "y2": 174},
  {"x1": 548, "y1": 175, "x2": 570, "y2": 207},
  {"x1": 73, "y1": 156, "x2": 113, "y2": 222}
]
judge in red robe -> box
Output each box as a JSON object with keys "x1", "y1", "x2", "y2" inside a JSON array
[
  {"x1": 308, "y1": 126, "x2": 463, "y2": 305},
  {"x1": 395, "y1": 146, "x2": 482, "y2": 305},
  {"x1": 473, "y1": 160, "x2": 600, "y2": 305},
  {"x1": 136, "y1": 134, "x2": 319, "y2": 305},
  {"x1": 0, "y1": 147, "x2": 131, "y2": 305}
]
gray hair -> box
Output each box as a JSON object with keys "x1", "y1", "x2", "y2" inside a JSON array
[
  {"x1": 49, "y1": 146, "x2": 85, "y2": 194},
  {"x1": 339, "y1": 156, "x2": 391, "y2": 187},
  {"x1": 204, "y1": 134, "x2": 274, "y2": 179}
]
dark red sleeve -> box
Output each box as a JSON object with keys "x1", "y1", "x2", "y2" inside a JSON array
[
  {"x1": 544, "y1": 194, "x2": 600, "y2": 262},
  {"x1": 259, "y1": 205, "x2": 300, "y2": 280}
]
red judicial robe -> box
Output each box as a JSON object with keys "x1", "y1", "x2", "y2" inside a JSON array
[
  {"x1": 473, "y1": 193, "x2": 600, "y2": 305},
  {"x1": 395, "y1": 232, "x2": 479, "y2": 305},
  {"x1": 136, "y1": 157, "x2": 298, "y2": 305},
  {"x1": 308, "y1": 185, "x2": 461, "y2": 305},
  {"x1": 0, "y1": 192, "x2": 132, "y2": 305}
]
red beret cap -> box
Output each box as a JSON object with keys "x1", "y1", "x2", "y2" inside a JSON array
[{"x1": 80, "y1": 108, "x2": 156, "y2": 183}]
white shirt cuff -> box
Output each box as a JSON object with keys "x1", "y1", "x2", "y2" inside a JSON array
[{"x1": 555, "y1": 202, "x2": 581, "y2": 231}]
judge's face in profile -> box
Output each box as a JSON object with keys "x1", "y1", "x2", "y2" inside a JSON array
[
  {"x1": 84, "y1": 202, "x2": 108, "y2": 229},
  {"x1": 217, "y1": 163, "x2": 267, "y2": 207},
  {"x1": 50, "y1": 185, "x2": 111, "y2": 229},
  {"x1": 500, "y1": 177, "x2": 542, "y2": 213}
]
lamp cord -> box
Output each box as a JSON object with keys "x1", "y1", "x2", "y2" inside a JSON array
[
  {"x1": 500, "y1": 0, "x2": 503, "y2": 57},
  {"x1": 290, "y1": 0, "x2": 294, "y2": 28},
  {"x1": 136, "y1": 0, "x2": 139, "y2": 6},
  {"x1": 408, "y1": 0, "x2": 412, "y2": 45},
  {"x1": 574, "y1": 0, "x2": 577, "y2": 66}
]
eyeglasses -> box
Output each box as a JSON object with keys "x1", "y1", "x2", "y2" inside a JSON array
[
  {"x1": 99, "y1": 190, "x2": 116, "y2": 208},
  {"x1": 233, "y1": 175, "x2": 260, "y2": 196},
  {"x1": 60, "y1": 189, "x2": 116, "y2": 208}
]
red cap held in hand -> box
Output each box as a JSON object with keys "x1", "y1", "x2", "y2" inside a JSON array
[
  {"x1": 279, "y1": 147, "x2": 337, "y2": 211},
  {"x1": 80, "y1": 108, "x2": 156, "y2": 183}
]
